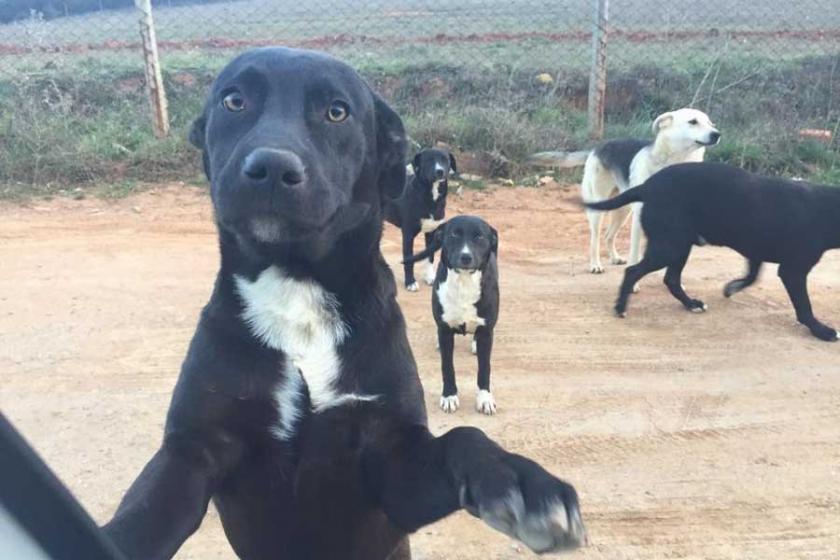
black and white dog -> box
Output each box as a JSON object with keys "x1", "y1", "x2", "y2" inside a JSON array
[
  {"x1": 407, "y1": 216, "x2": 500, "y2": 415},
  {"x1": 385, "y1": 148, "x2": 456, "y2": 291},
  {"x1": 586, "y1": 161, "x2": 840, "y2": 342},
  {"x1": 101, "y1": 48, "x2": 585, "y2": 560}
]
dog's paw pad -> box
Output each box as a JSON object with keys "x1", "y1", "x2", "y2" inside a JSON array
[
  {"x1": 475, "y1": 390, "x2": 496, "y2": 415},
  {"x1": 477, "y1": 490, "x2": 586, "y2": 554},
  {"x1": 406, "y1": 282, "x2": 419, "y2": 292},
  {"x1": 440, "y1": 395, "x2": 460, "y2": 413},
  {"x1": 470, "y1": 339, "x2": 477, "y2": 355}
]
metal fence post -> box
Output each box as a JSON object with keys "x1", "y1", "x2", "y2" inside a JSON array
[
  {"x1": 587, "y1": 0, "x2": 609, "y2": 140},
  {"x1": 135, "y1": 0, "x2": 170, "y2": 138}
]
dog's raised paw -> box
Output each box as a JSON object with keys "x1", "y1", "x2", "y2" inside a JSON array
[
  {"x1": 463, "y1": 458, "x2": 586, "y2": 554},
  {"x1": 440, "y1": 395, "x2": 460, "y2": 413},
  {"x1": 475, "y1": 390, "x2": 496, "y2": 415},
  {"x1": 406, "y1": 282, "x2": 419, "y2": 292},
  {"x1": 723, "y1": 279, "x2": 745, "y2": 298}
]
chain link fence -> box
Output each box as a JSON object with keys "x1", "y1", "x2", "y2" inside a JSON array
[{"x1": 1, "y1": 1, "x2": 839, "y2": 192}]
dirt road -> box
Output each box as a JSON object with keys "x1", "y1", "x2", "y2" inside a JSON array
[{"x1": 2, "y1": 184, "x2": 839, "y2": 559}]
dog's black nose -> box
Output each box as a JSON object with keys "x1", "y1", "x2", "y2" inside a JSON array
[
  {"x1": 459, "y1": 253, "x2": 473, "y2": 267},
  {"x1": 242, "y1": 148, "x2": 305, "y2": 187},
  {"x1": 709, "y1": 131, "x2": 721, "y2": 144}
]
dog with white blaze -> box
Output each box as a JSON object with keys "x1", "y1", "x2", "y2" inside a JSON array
[{"x1": 101, "y1": 47, "x2": 586, "y2": 560}]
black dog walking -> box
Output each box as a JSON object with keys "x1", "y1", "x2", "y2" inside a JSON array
[
  {"x1": 385, "y1": 148, "x2": 456, "y2": 291},
  {"x1": 586, "y1": 161, "x2": 840, "y2": 341},
  {"x1": 407, "y1": 216, "x2": 500, "y2": 415},
  {"x1": 101, "y1": 48, "x2": 585, "y2": 560}
]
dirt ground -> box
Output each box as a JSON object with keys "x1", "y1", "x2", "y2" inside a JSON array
[{"x1": 2, "y1": 183, "x2": 839, "y2": 559}]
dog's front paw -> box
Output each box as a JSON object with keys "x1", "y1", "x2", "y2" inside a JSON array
[
  {"x1": 475, "y1": 390, "x2": 496, "y2": 415},
  {"x1": 406, "y1": 282, "x2": 419, "y2": 292},
  {"x1": 589, "y1": 263, "x2": 605, "y2": 274},
  {"x1": 687, "y1": 299, "x2": 707, "y2": 313},
  {"x1": 809, "y1": 323, "x2": 839, "y2": 342},
  {"x1": 610, "y1": 255, "x2": 626, "y2": 265},
  {"x1": 440, "y1": 394, "x2": 460, "y2": 413},
  {"x1": 461, "y1": 455, "x2": 586, "y2": 554},
  {"x1": 614, "y1": 303, "x2": 627, "y2": 318}
]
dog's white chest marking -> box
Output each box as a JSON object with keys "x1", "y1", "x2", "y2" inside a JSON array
[
  {"x1": 421, "y1": 215, "x2": 444, "y2": 233},
  {"x1": 236, "y1": 266, "x2": 370, "y2": 439},
  {"x1": 432, "y1": 179, "x2": 443, "y2": 202},
  {"x1": 437, "y1": 269, "x2": 485, "y2": 332}
]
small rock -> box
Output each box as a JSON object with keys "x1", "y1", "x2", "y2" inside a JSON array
[
  {"x1": 501, "y1": 179, "x2": 514, "y2": 186},
  {"x1": 132, "y1": 206, "x2": 142, "y2": 214},
  {"x1": 535, "y1": 72, "x2": 554, "y2": 85},
  {"x1": 538, "y1": 175, "x2": 553, "y2": 186}
]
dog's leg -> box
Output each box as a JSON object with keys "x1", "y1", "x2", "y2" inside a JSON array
[
  {"x1": 586, "y1": 209, "x2": 605, "y2": 273},
  {"x1": 615, "y1": 242, "x2": 672, "y2": 317},
  {"x1": 423, "y1": 232, "x2": 436, "y2": 285},
  {"x1": 724, "y1": 259, "x2": 763, "y2": 298},
  {"x1": 474, "y1": 328, "x2": 496, "y2": 415},
  {"x1": 438, "y1": 326, "x2": 459, "y2": 412},
  {"x1": 402, "y1": 230, "x2": 418, "y2": 292},
  {"x1": 313, "y1": 403, "x2": 586, "y2": 554},
  {"x1": 604, "y1": 205, "x2": 632, "y2": 265},
  {"x1": 470, "y1": 334, "x2": 477, "y2": 355},
  {"x1": 662, "y1": 246, "x2": 707, "y2": 313},
  {"x1": 103, "y1": 433, "x2": 244, "y2": 559},
  {"x1": 778, "y1": 265, "x2": 838, "y2": 341}
]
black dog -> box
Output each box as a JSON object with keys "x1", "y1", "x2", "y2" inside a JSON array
[
  {"x1": 385, "y1": 148, "x2": 456, "y2": 291},
  {"x1": 586, "y1": 161, "x2": 840, "y2": 341},
  {"x1": 101, "y1": 48, "x2": 585, "y2": 560},
  {"x1": 406, "y1": 216, "x2": 500, "y2": 415}
]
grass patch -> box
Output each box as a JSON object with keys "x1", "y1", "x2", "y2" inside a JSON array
[{"x1": 1, "y1": 51, "x2": 838, "y2": 198}]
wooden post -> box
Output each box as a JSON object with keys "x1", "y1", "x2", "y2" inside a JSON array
[
  {"x1": 587, "y1": 0, "x2": 609, "y2": 140},
  {"x1": 135, "y1": 0, "x2": 169, "y2": 138}
]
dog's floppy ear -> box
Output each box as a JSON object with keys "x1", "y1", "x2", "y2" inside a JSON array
[
  {"x1": 188, "y1": 114, "x2": 206, "y2": 149},
  {"x1": 652, "y1": 112, "x2": 674, "y2": 133},
  {"x1": 448, "y1": 151, "x2": 458, "y2": 175},
  {"x1": 489, "y1": 226, "x2": 498, "y2": 254},
  {"x1": 188, "y1": 112, "x2": 212, "y2": 180},
  {"x1": 373, "y1": 92, "x2": 408, "y2": 200},
  {"x1": 412, "y1": 152, "x2": 422, "y2": 175}
]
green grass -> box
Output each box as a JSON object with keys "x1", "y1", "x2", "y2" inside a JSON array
[{"x1": 1, "y1": 48, "x2": 838, "y2": 198}]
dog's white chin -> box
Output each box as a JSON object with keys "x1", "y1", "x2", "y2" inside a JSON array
[{"x1": 250, "y1": 218, "x2": 283, "y2": 243}]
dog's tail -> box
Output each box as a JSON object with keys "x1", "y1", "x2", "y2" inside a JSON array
[
  {"x1": 402, "y1": 244, "x2": 439, "y2": 265},
  {"x1": 584, "y1": 184, "x2": 646, "y2": 211},
  {"x1": 527, "y1": 150, "x2": 590, "y2": 168}
]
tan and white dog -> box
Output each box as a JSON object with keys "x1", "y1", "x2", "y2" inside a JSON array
[{"x1": 581, "y1": 108, "x2": 720, "y2": 273}]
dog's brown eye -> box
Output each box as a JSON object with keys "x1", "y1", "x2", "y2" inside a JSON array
[
  {"x1": 222, "y1": 92, "x2": 245, "y2": 112},
  {"x1": 327, "y1": 101, "x2": 350, "y2": 123},
  {"x1": 688, "y1": 119, "x2": 699, "y2": 125}
]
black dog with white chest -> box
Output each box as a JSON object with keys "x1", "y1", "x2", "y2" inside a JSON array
[
  {"x1": 385, "y1": 148, "x2": 456, "y2": 291},
  {"x1": 586, "y1": 161, "x2": 840, "y2": 341},
  {"x1": 101, "y1": 48, "x2": 585, "y2": 560},
  {"x1": 407, "y1": 216, "x2": 500, "y2": 415}
]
